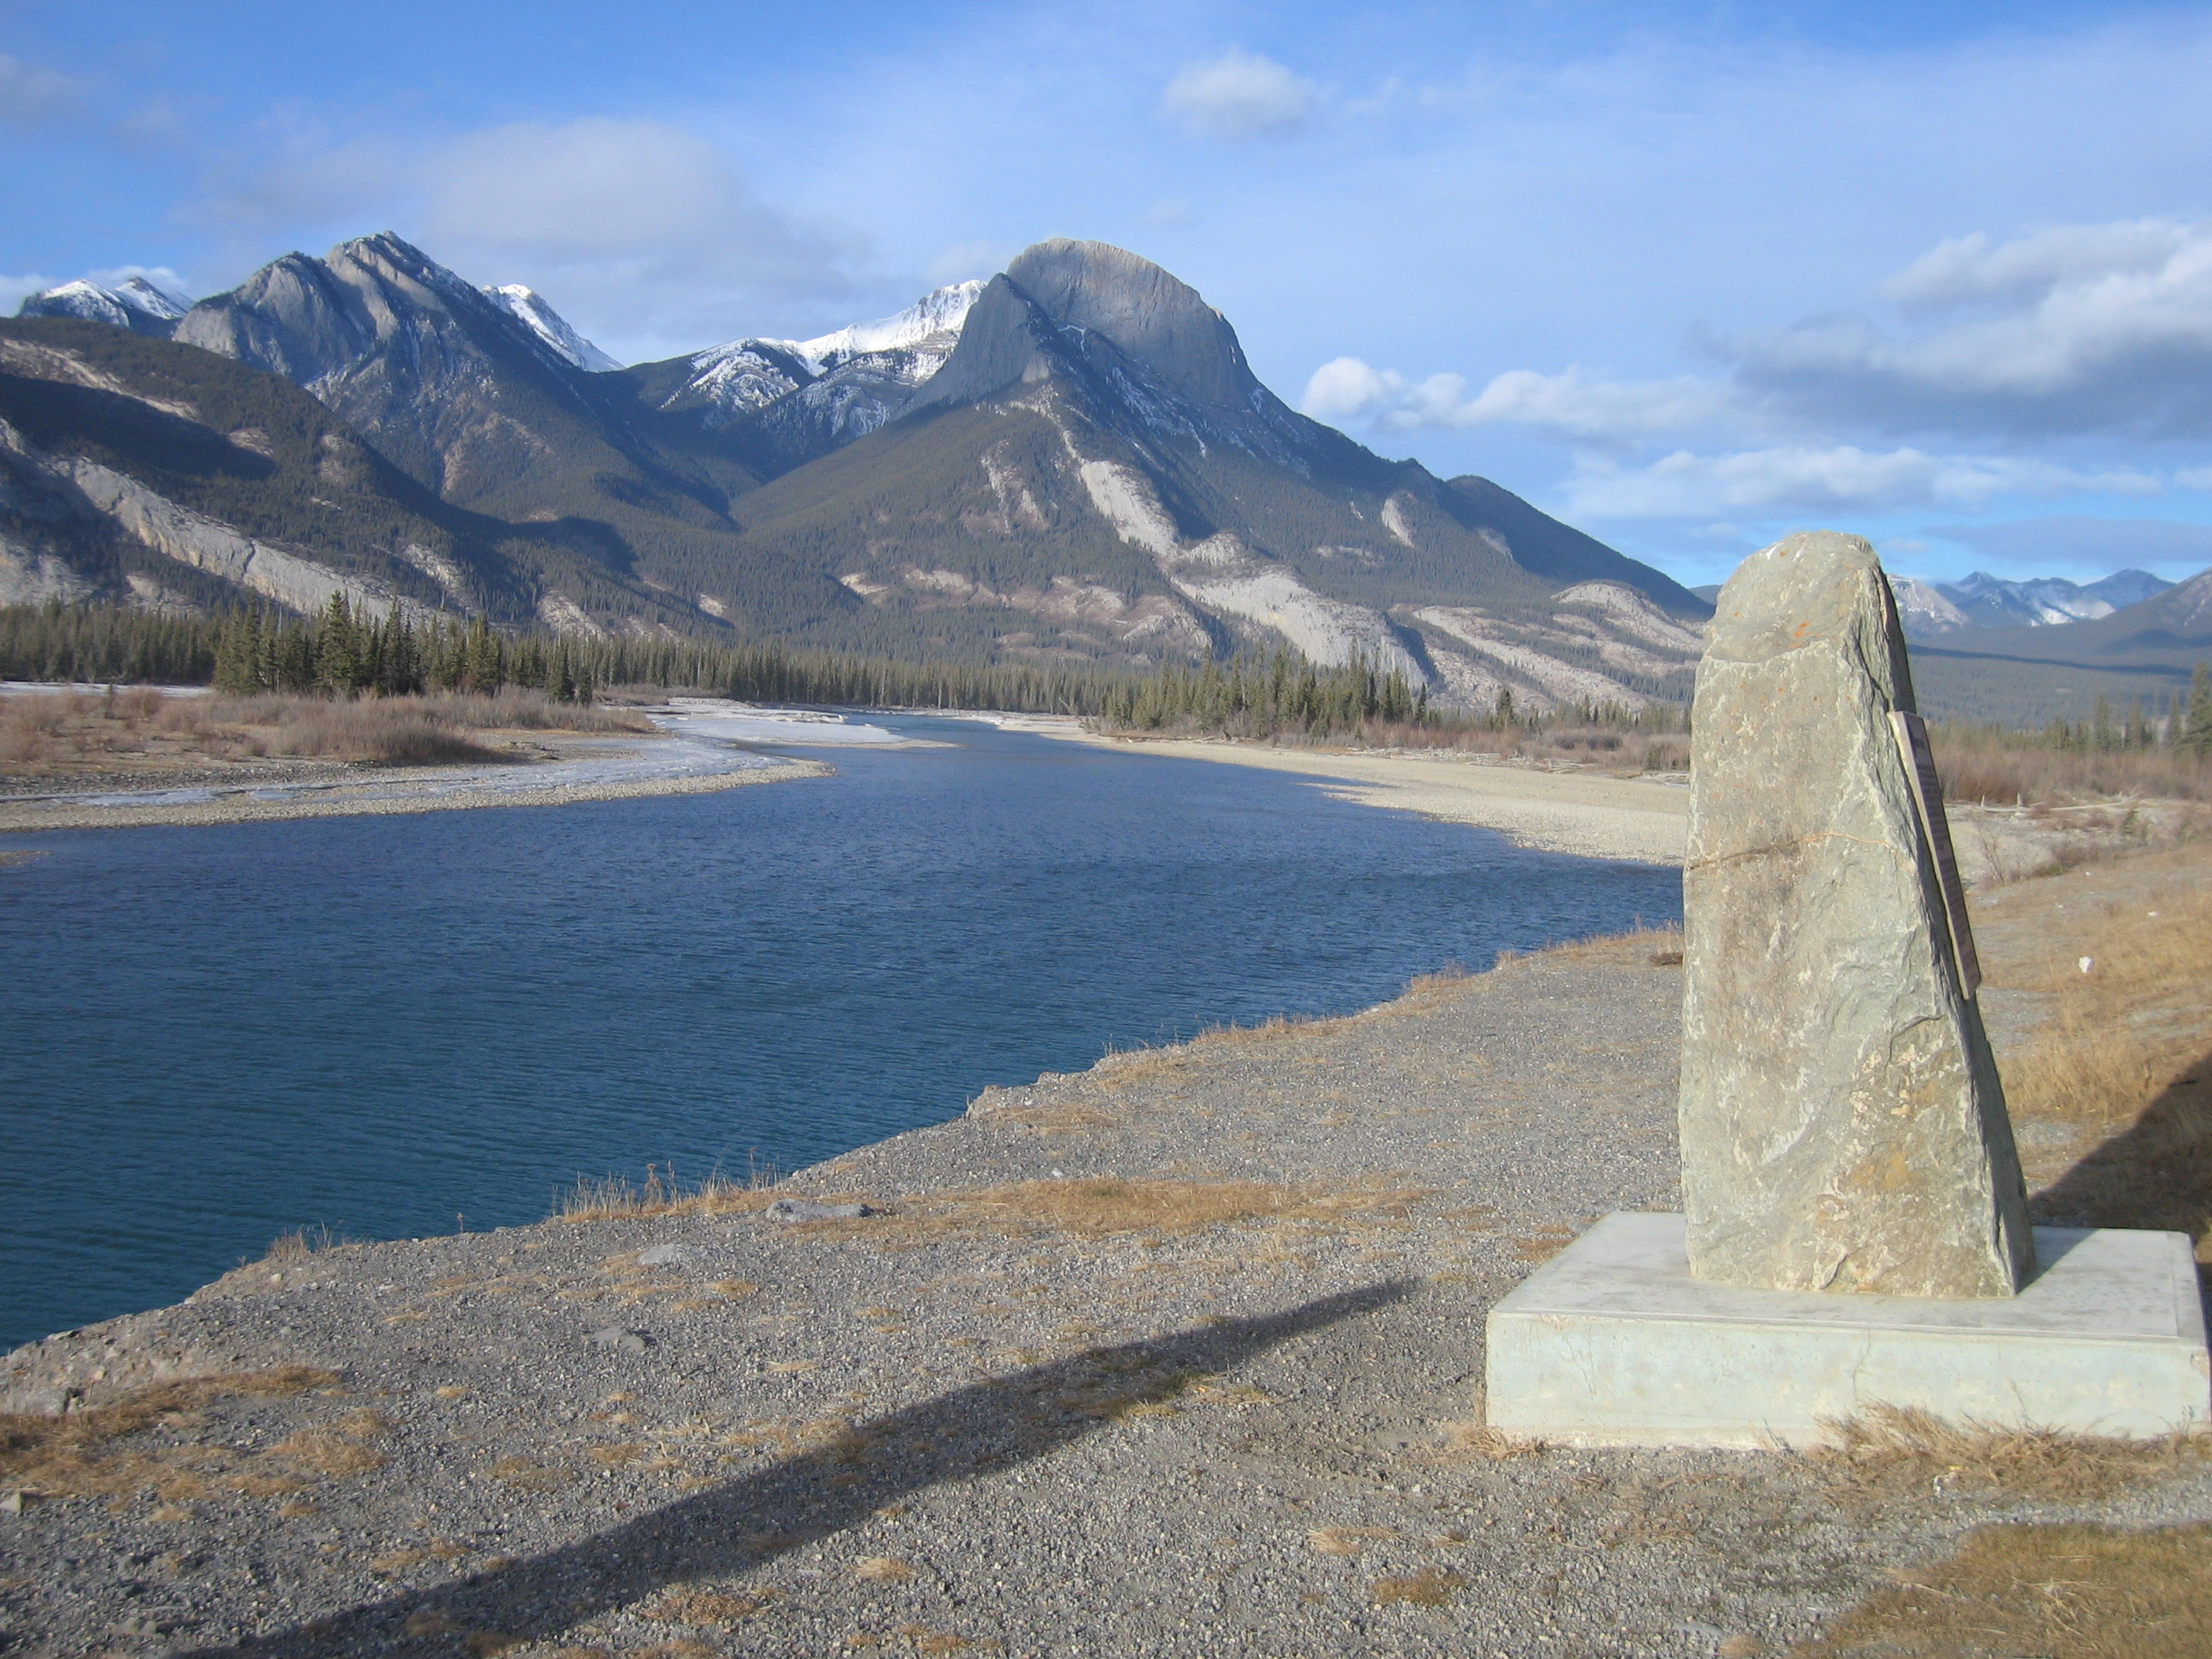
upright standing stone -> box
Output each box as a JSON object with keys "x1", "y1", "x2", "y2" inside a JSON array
[{"x1": 1679, "y1": 532, "x2": 2034, "y2": 1299}]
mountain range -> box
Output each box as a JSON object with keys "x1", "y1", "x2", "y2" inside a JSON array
[{"x1": 11, "y1": 235, "x2": 1712, "y2": 711}]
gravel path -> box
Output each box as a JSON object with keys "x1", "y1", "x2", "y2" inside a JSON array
[{"x1": 3, "y1": 859, "x2": 2208, "y2": 1658}]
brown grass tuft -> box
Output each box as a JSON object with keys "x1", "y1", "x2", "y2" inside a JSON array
[
  {"x1": 853, "y1": 1557, "x2": 918, "y2": 1581},
  {"x1": 803, "y1": 1175, "x2": 1423, "y2": 1247},
  {"x1": 1796, "y1": 1521, "x2": 2212, "y2": 1657},
  {"x1": 1431, "y1": 1420, "x2": 1545, "y2": 1462},
  {"x1": 556, "y1": 1160, "x2": 781, "y2": 1223},
  {"x1": 1807, "y1": 1403, "x2": 2205, "y2": 1505},
  {"x1": 0, "y1": 1368, "x2": 340, "y2": 1499},
  {"x1": 639, "y1": 1586, "x2": 777, "y2": 1625},
  {"x1": 482, "y1": 1456, "x2": 573, "y2": 1492},
  {"x1": 1369, "y1": 1568, "x2": 1468, "y2": 1608},
  {"x1": 1308, "y1": 1525, "x2": 1397, "y2": 1557}
]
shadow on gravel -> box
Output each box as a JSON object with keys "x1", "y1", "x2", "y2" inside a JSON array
[
  {"x1": 2032, "y1": 1042, "x2": 2212, "y2": 1249},
  {"x1": 178, "y1": 1279, "x2": 1415, "y2": 1657}
]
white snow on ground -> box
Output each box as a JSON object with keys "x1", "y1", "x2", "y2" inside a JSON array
[{"x1": 649, "y1": 699, "x2": 917, "y2": 747}]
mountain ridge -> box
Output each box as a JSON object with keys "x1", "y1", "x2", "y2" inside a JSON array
[{"x1": 10, "y1": 233, "x2": 1713, "y2": 708}]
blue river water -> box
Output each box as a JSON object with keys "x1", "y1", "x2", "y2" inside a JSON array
[{"x1": 0, "y1": 718, "x2": 1679, "y2": 1352}]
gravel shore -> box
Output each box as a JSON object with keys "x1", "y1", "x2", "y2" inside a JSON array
[
  {"x1": 3, "y1": 851, "x2": 2206, "y2": 1657},
  {"x1": 0, "y1": 741, "x2": 830, "y2": 835}
]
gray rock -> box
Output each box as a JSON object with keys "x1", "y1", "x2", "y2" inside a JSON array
[
  {"x1": 634, "y1": 1243, "x2": 689, "y2": 1266},
  {"x1": 1678, "y1": 532, "x2": 2034, "y2": 1299},
  {"x1": 763, "y1": 1198, "x2": 876, "y2": 1223},
  {"x1": 586, "y1": 1327, "x2": 651, "y2": 1353}
]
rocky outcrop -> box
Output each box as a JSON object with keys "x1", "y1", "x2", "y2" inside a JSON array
[
  {"x1": 1677, "y1": 531, "x2": 2034, "y2": 1300},
  {"x1": 64, "y1": 457, "x2": 440, "y2": 625}
]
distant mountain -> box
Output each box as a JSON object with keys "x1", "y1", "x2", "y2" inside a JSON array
[
  {"x1": 480, "y1": 285, "x2": 622, "y2": 372},
  {"x1": 677, "y1": 238, "x2": 1708, "y2": 704},
  {"x1": 1895, "y1": 568, "x2": 2175, "y2": 638},
  {"x1": 8, "y1": 232, "x2": 1712, "y2": 707},
  {"x1": 616, "y1": 281, "x2": 983, "y2": 478},
  {"x1": 18, "y1": 276, "x2": 193, "y2": 339},
  {"x1": 0, "y1": 316, "x2": 699, "y2": 627}
]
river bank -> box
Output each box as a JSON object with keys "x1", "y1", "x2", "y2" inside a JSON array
[
  {"x1": 0, "y1": 697, "x2": 951, "y2": 833},
  {"x1": 4, "y1": 842, "x2": 2207, "y2": 1657}
]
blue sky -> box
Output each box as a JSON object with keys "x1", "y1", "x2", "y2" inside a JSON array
[{"x1": 7, "y1": 0, "x2": 2212, "y2": 590}]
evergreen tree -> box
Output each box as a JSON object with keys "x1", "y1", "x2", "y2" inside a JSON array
[
  {"x1": 2190, "y1": 662, "x2": 2212, "y2": 758},
  {"x1": 316, "y1": 594, "x2": 362, "y2": 696}
]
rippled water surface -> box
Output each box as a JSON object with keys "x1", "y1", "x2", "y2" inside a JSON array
[{"x1": 0, "y1": 718, "x2": 1679, "y2": 1350}]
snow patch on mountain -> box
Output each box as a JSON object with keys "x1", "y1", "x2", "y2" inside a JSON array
[
  {"x1": 791, "y1": 281, "x2": 985, "y2": 366},
  {"x1": 1891, "y1": 577, "x2": 1973, "y2": 637},
  {"x1": 482, "y1": 285, "x2": 621, "y2": 372},
  {"x1": 19, "y1": 276, "x2": 193, "y2": 335}
]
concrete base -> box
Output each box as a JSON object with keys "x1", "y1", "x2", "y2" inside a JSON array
[{"x1": 1485, "y1": 1213, "x2": 2211, "y2": 1448}]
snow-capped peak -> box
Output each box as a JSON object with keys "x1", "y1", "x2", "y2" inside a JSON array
[
  {"x1": 481, "y1": 284, "x2": 622, "y2": 373},
  {"x1": 789, "y1": 280, "x2": 987, "y2": 369},
  {"x1": 20, "y1": 274, "x2": 193, "y2": 329}
]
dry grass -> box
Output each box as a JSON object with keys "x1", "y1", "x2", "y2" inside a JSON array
[
  {"x1": 1796, "y1": 1521, "x2": 2212, "y2": 1657},
  {"x1": 1308, "y1": 1525, "x2": 1398, "y2": 1557},
  {"x1": 1369, "y1": 1568, "x2": 1469, "y2": 1607},
  {"x1": 556, "y1": 1160, "x2": 781, "y2": 1223},
  {"x1": 795, "y1": 1175, "x2": 1423, "y2": 1248},
  {"x1": 0, "y1": 687, "x2": 653, "y2": 777},
  {"x1": 1498, "y1": 921, "x2": 1685, "y2": 970},
  {"x1": 482, "y1": 1456, "x2": 573, "y2": 1493},
  {"x1": 1933, "y1": 726, "x2": 2212, "y2": 806},
  {"x1": 1806, "y1": 1404, "x2": 2206, "y2": 1505},
  {"x1": 0, "y1": 1368, "x2": 354, "y2": 1501},
  {"x1": 2003, "y1": 864, "x2": 2212, "y2": 1246},
  {"x1": 853, "y1": 1557, "x2": 918, "y2": 1582},
  {"x1": 1430, "y1": 1420, "x2": 1545, "y2": 1463},
  {"x1": 638, "y1": 1586, "x2": 777, "y2": 1624}
]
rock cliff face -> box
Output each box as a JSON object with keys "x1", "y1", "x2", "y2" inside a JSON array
[
  {"x1": 173, "y1": 235, "x2": 669, "y2": 509},
  {"x1": 16, "y1": 233, "x2": 1711, "y2": 687},
  {"x1": 1678, "y1": 532, "x2": 2034, "y2": 1300}
]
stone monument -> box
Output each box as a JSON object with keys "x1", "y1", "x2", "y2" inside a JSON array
[
  {"x1": 1481, "y1": 531, "x2": 2211, "y2": 1447},
  {"x1": 1678, "y1": 531, "x2": 2034, "y2": 1299}
]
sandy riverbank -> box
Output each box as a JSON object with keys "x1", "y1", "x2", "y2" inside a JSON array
[{"x1": 1008, "y1": 721, "x2": 1691, "y2": 864}]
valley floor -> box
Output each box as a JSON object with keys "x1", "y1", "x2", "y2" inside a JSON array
[{"x1": 4, "y1": 844, "x2": 2209, "y2": 1657}]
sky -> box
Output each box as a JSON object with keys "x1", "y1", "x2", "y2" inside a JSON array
[{"x1": 7, "y1": 0, "x2": 2212, "y2": 591}]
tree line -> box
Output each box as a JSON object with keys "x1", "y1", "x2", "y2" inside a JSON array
[
  {"x1": 6, "y1": 598, "x2": 2209, "y2": 759},
  {"x1": 2043, "y1": 672, "x2": 2212, "y2": 757}
]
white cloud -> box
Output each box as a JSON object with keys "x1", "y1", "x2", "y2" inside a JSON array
[
  {"x1": 1934, "y1": 515, "x2": 2212, "y2": 573},
  {"x1": 188, "y1": 118, "x2": 872, "y2": 359},
  {"x1": 1161, "y1": 49, "x2": 1318, "y2": 140},
  {"x1": 0, "y1": 273, "x2": 60, "y2": 313},
  {"x1": 419, "y1": 119, "x2": 865, "y2": 337},
  {"x1": 1723, "y1": 218, "x2": 2212, "y2": 438},
  {"x1": 924, "y1": 240, "x2": 1011, "y2": 287},
  {"x1": 1882, "y1": 221, "x2": 2197, "y2": 311},
  {"x1": 1301, "y1": 357, "x2": 1731, "y2": 444},
  {"x1": 1308, "y1": 218, "x2": 2212, "y2": 467},
  {"x1": 1565, "y1": 445, "x2": 2163, "y2": 518},
  {"x1": 86, "y1": 265, "x2": 195, "y2": 302},
  {"x1": 0, "y1": 55, "x2": 84, "y2": 131}
]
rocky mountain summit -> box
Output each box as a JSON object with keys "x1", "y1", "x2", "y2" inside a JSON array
[
  {"x1": 1888, "y1": 568, "x2": 2176, "y2": 638},
  {"x1": 8, "y1": 235, "x2": 1708, "y2": 706},
  {"x1": 17, "y1": 276, "x2": 191, "y2": 338}
]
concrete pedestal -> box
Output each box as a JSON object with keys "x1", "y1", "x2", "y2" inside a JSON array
[{"x1": 1485, "y1": 1213, "x2": 2210, "y2": 1448}]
